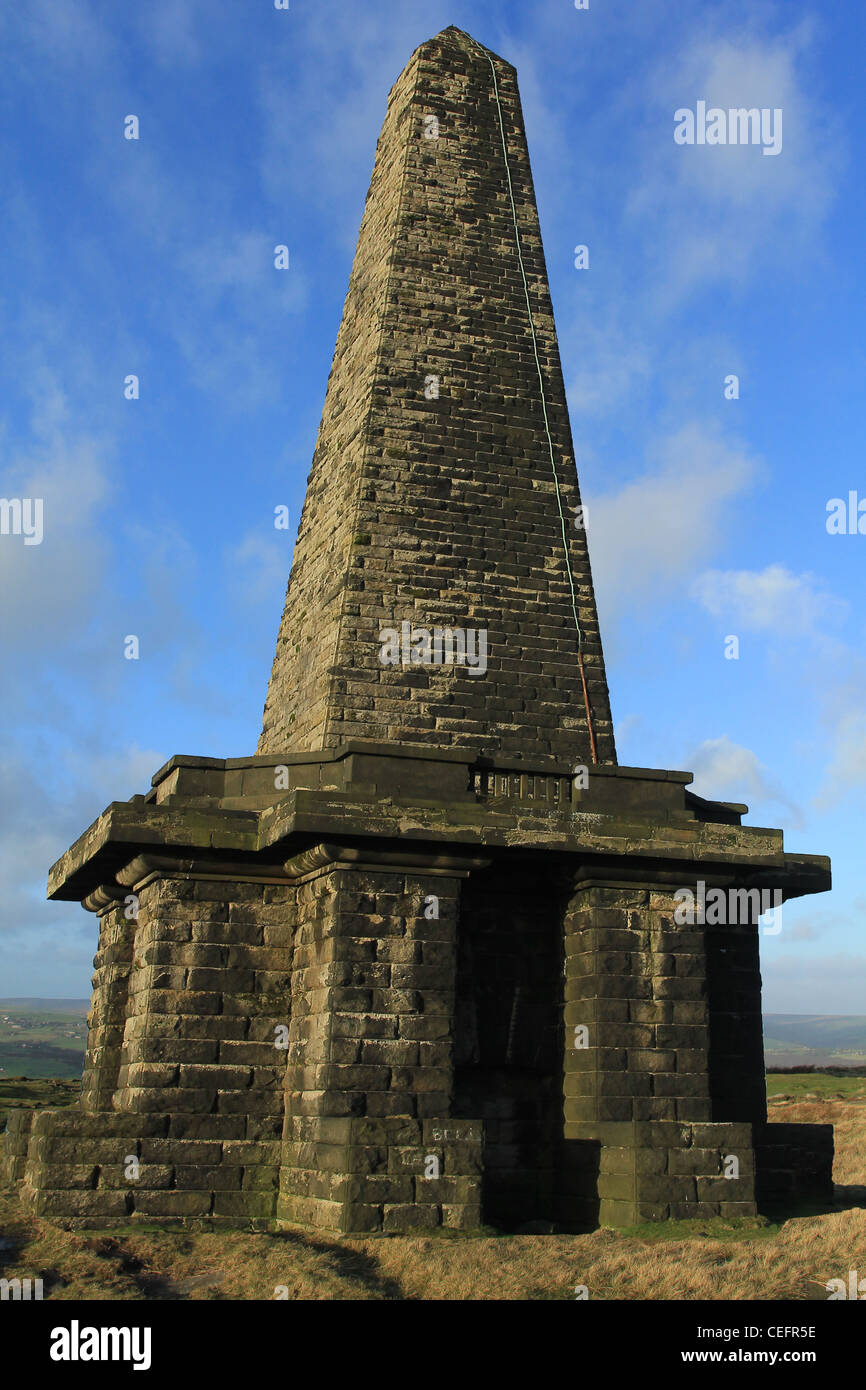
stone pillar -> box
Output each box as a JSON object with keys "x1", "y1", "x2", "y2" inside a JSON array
[
  {"x1": 278, "y1": 847, "x2": 484, "y2": 1233},
  {"x1": 112, "y1": 864, "x2": 290, "y2": 1132},
  {"x1": 560, "y1": 879, "x2": 757, "y2": 1226},
  {"x1": 78, "y1": 892, "x2": 133, "y2": 1112},
  {"x1": 563, "y1": 883, "x2": 712, "y2": 1127},
  {"x1": 17, "y1": 855, "x2": 296, "y2": 1227}
]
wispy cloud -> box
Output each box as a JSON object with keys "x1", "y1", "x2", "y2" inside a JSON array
[
  {"x1": 692, "y1": 563, "x2": 848, "y2": 637},
  {"x1": 816, "y1": 711, "x2": 866, "y2": 809},
  {"x1": 0, "y1": 392, "x2": 113, "y2": 658},
  {"x1": 0, "y1": 743, "x2": 163, "y2": 937},
  {"x1": 586, "y1": 421, "x2": 758, "y2": 624},
  {"x1": 631, "y1": 21, "x2": 844, "y2": 303},
  {"x1": 227, "y1": 527, "x2": 292, "y2": 607},
  {"x1": 686, "y1": 734, "x2": 803, "y2": 827}
]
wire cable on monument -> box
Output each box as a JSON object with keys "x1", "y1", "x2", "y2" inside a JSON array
[{"x1": 470, "y1": 38, "x2": 599, "y2": 764}]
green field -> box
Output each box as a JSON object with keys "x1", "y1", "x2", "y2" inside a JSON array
[
  {"x1": 0, "y1": 1002, "x2": 86, "y2": 1081},
  {"x1": 766, "y1": 1072, "x2": 866, "y2": 1101}
]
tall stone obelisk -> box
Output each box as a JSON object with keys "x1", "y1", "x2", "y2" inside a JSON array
[{"x1": 259, "y1": 26, "x2": 614, "y2": 768}]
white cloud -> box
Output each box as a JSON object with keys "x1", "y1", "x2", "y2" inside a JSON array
[
  {"x1": 630, "y1": 22, "x2": 843, "y2": 302},
  {"x1": 586, "y1": 421, "x2": 757, "y2": 623},
  {"x1": 256, "y1": 8, "x2": 452, "y2": 248},
  {"x1": 228, "y1": 528, "x2": 291, "y2": 607},
  {"x1": 686, "y1": 734, "x2": 802, "y2": 827},
  {"x1": 692, "y1": 563, "x2": 848, "y2": 636},
  {"x1": 0, "y1": 399, "x2": 113, "y2": 652},
  {"x1": 136, "y1": 0, "x2": 204, "y2": 67},
  {"x1": 179, "y1": 231, "x2": 308, "y2": 310},
  {"x1": 65, "y1": 745, "x2": 166, "y2": 804},
  {"x1": 567, "y1": 323, "x2": 653, "y2": 417},
  {"x1": 815, "y1": 710, "x2": 866, "y2": 808},
  {"x1": 0, "y1": 0, "x2": 114, "y2": 71},
  {"x1": 687, "y1": 565, "x2": 864, "y2": 812},
  {"x1": 0, "y1": 743, "x2": 162, "y2": 937}
]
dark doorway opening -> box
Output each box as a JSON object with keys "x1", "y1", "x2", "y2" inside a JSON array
[
  {"x1": 452, "y1": 857, "x2": 565, "y2": 1229},
  {"x1": 705, "y1": 916, "x2": 767, "y2": 1124}
]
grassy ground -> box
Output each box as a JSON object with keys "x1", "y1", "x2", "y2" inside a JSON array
[
  {"x1": 0, "y1": 1076, "x2": 81, "y2": 1131},
  {"x1": 766, "y1": 1072, "x2": 866, "y2": 1102},
  {"x1": 2, "y1": 1082, "x2": 865, "y2": 1300}
]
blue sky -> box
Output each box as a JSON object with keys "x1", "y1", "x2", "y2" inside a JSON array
[{"x1": 0, "y1": 0, "x2": 863, "y2": 1010}]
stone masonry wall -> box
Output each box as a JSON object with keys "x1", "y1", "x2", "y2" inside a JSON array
[
  {"x1": 563, "y1": 885, "x2": 713, "y2": 1127},
  {"x1": 12, "y1": 873, "x2": 296, "y2": 1226},
  {"x1": 755, "y1": 1123, "x2": 834, "y2": 1207},
  {"x1": 279, "y1": 864, "x2": 482, "y2": 1232},
  {"x1": 705, "y1": 904, "x2": 767, "y2": 1124},
  {"x1": 559, "y1": 883, "x2": 762, "y2": 1224},
  {"x1": 113, "y1": 875, "x2": 290, "y2": 1122},
  {"x1": 560, "y1": 1121, "x2": 758, "y2": 1227},
  {"x1": 258, "y1": 28, "x2": 615, "y2": 766},
  {"x1": 79, "y1": 899, "x2": 133, "y2": 1112},
  {"x1": 283, "y1": 866, "x2": 460, "y2": 1123},
  {"x1": 19, "y1": 1109, "x2": 280, "y2": 1227}
]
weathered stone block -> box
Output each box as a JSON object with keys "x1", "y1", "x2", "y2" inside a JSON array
[
  {"x1": 134, "y1": 1191, "x2": 212, "y2": 1217},
  {"x1": 382, "y1": 1203, "x2": 440, "y2": 1232}
]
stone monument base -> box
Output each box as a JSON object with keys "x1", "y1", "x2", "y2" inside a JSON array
[{"x1": 0, "y1": 743, "x2": 834, "y2": 1233}]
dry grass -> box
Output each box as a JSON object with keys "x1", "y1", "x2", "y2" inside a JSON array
[{"x1": 2, "y1": 1094, "x2": 864, "y2": 1301}]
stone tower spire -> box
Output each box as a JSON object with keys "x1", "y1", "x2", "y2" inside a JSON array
[{"x1": 258, "y1": 27, "x2": 615, "y2": 766}]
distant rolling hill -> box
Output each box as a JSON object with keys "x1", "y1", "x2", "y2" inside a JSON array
[
  {"x1": 0, "y1": 998, "x2": 89, "y2": 1013},
  {"x1": 763, "y1": 1015, "x2": 866, "y2": 1067}
]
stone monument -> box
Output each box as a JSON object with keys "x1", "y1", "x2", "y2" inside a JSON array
[{"x1": 2, "y1": 27, "x2": 832, "y2": 1233}]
